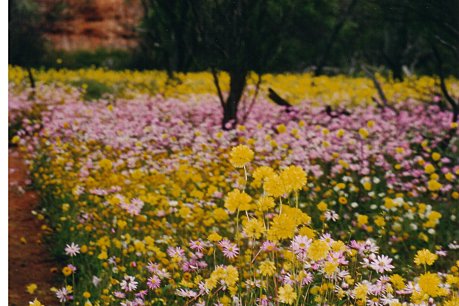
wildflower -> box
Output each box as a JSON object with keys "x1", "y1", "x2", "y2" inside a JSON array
[
  {"x1": 62, "y1": 266, "x2": 73, "y2": 276},
  {"x1": 261, "y1": 241, "x2": 277, "y2": 252},
  {"x1": 147, "y1": 275, "x2": 161, "y2": 290},
  {"x1": 113, "y1": 291, "x2": 125, "y2": 299},
  {"x1": 120, "y1": 275, "x2": 138, "y2": 292},
  {"x1": 278, "y1": 284, "x2": 297, "y2": 305},
  {"x1": 323, "y1": 261, "x2": 339, "y2": 276},
  {"x1": 359, "y1": 128, "x2": 369, "y2": 139},
  {"x1": 267, "y1": 214, "x2": 297, "y2": 241},
  {"x1": 418, "y1": 272, "x2": 441, "y2": 297},
  {"x1": 424, "y1": 164, "x2": 435, "y2": 174},
  {"x1": 370, "y1": 255, "x2": 394, "y2": 273},
  {"x1": 56, "y1": 286, "x2": 72, "y2": 303},
  {"x1": 324, "y1": 210, "x2": 339, "y2": 221},
  {"x1": 208, "y1": 232, "x2": 222, "y2": 242},
  {"x1": 64, "y1": 242, "x2": 80, "y2": 257},
  {"x1": 252, "y1": 166, "x2": 275, "y2": 187},
  {"x1": 308, "y1": 240, "x2": 330, "y2": 261},
  {"x1": 224, "y1": 189, "x2": 252, "y2": 213},
  {"x1": 92, "y1": 275, "x2": 101, "y2": 287},
  {"x1": 291, "y1": 235, "x2": 312, "y2": 255},
  {"x1": 264, "y1": 174, "x2": 287, "y2": 198},
  {"x1": 317, "y1": 201, "x2": 327, "y2": 212},
  {"x1": 280, "y1": 165, "x2": 307, "y2": 192},
  {"x1": 390, "y1": 274, "x2": 405, "y2": 290},
  {"x1": 189, "y1": 239, "x2": 206, "y2": 252},
  {"x1": 256, "y1": 196, "x2": 275, "y2": 211},
  {"x1": 175, "y1": 288, "x2": 198, "y2": 298},
  {"x1": 219, "y1": 239, "x2": 239, "y2": 259},
  {"x1": 414, "y1": 249, "x2": 438, "y2": 266},
  {"x1": 427, "y1": 179, "x2": 442, "y2": 191},
  {"x1": 354, "y1": 283, "x2": 368, "y2": 300},
  {"x1": 229, "y1": 145, "x2": 254, "y2": 168},
  {"x1": 242, "y1": 218, "x2": 265, "y2": 239},
  {"x1": 259, "y1": 260, "x2": 276, "y2": 276},
  {"x1": 26, "y1": 283, "x2": 37, "y2": 294},
  {"x1": 29, "y1": 298, "x2": 44, "y2": 306}
]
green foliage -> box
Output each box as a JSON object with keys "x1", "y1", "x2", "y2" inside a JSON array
[
  {"x1": 70, "y1": 79, "x2": 114, "y2": 101},
  {"x1": 43, "y1": 49, "x2": 135, "y2": 70},
  {"x1": 8, "y1": 0, "x2": 46, "y2": 67}
]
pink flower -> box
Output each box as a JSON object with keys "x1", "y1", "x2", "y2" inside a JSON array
[
  {"x1": 64, "y1": 242, "x2": 80, "y2": 257},
  {"x1": 120, "y1": 275, "x2": 138, "y2": 292},
  {"x1": 219, "y1": 239, "x2": 239, "y2": 259},
  {"x1": 370, "y1": 255, "x2": 394, "y2": 273},
  {"x1": 147, "y1": 275, "x2": 161, "y2": 290}
]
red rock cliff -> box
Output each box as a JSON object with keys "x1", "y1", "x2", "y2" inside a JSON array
[{"x1": 37, "y1": 0, "x2": 143, "y2": 51}]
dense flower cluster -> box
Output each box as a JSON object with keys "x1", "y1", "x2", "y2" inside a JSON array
[
  {"x1": 8, "y1": 69, "x2": 459, "y2": 305},
  {"x1": 9, "y1": 65, "x2": 459, "y2": 105}
]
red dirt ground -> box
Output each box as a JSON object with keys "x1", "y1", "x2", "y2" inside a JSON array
[{"x1": 8, "y1": 149, "x2": 58, "y2": 306}]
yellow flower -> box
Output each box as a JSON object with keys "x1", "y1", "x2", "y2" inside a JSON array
[
  {"x1": 280, "y1": 165, "x2": 307, "y2": 192},
  {"x1": 208, "y1": 232, "x2": 222, "y2": 242},
  {"x1": 267, "y1": 213, "x2": 297, "y2": 241},
  {"x1": 323, "y1": 261, "x2": 339, "y2": 276},
  {"x1": 263, "y1": 174, "x2": 287, "y2": 197},
  {"x1": 359, "y1": 128, "x2": 369, "y2": 139},
  {"x1": 414, "y1": 249, "x2": 438, "y2": 266},
  {"x1": 444, "y1": 297, "x2": 459, "y2": 306},
  {"x1": 11, "y1": 135, "x2": 20, "y2": 144},
  {"x1": 98, "y1": 158, "x2": 113, "y2": 170},
  {"x1": 363, "y1": 181, "x2": 372, "y2": 191},
  {"x1": 308, "y1": 240, "x2": 330, "y2": 261},
  {"x1": 431, "y1": 152, "x2": 441, "y2": 161},
  {"x1": 276, "y1": 124, "x2": 287, "y2": 134},
  {"x1": 224, "y1": 189, "x2": 252, "y2": 213},
  {"x1": 252, "y1": 166, "x2": 275, "y2": 187},
  {"x1": 418, "y1": 272, "x2": 441, "y2": 297},
  {"x1": 317, "y1": 201, "x2": 328, "y2": 212},
  {"x1": 354, "y1": 283, "x2": 368, "y2": 300},
  {"x1": 259, "y1": 260, "x2": 276, "y2": 276},
  {"x1": 229, "y1": 145, "x2": 254, "y2": 168},
  {"x1": 424, "y1": 164, "x2": 435, "y2": 174},
  {"x1": 357, "y1": 214, "x2": 368, "y2": 227},
  {"x1": 242, "y1": 218, "x2": 265, "y2": 239},
  {"x1": 338, "y1": 196, "x2": 348, "y2": 205},
  {"x1": 445, "y1": 172, "x2": 455, "y2": 181},
  {"x1": 29, "y1": 298, "x2": 44, "y2": 306},
  {"x1": 62, "y1": 266, "x2": 73, "y2": 276},
  {"x1": 213, "y1": 207, "x2": 229, "y2": 221},
  {"x1": 26, "y1": 283, "x2": 38, "y2": 294},
  {"x1": 224, "y1": 265, "x2": 239, "y2": 287},
  {"x1": 278, "y1": 284, "x2": 297, "y2": 305},
  {"x1": 390, "y1": 274, "x2": 405, "y2": 290},
  {"x1": 427, "y1": 179, "x2": 442, "y2": 191},
  {"x1": 256, "y1": 196, "x2": 275, "y2": 212}
]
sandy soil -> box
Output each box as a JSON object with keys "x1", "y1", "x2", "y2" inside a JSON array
[{"x1": 8, "y1": 149, "x2": 59, "y2": 306}]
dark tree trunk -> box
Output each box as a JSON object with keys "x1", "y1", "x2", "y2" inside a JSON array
[
  {"x1": 26, "y1": 66, "x2": 35, "y2": 89},
  {"x1": 222, "y1": 70, "x2": 247, "y2": 130}
]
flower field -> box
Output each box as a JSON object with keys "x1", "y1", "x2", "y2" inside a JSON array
[{"x1": 9, "y1": 67, "x2": 459, "y2": 305}]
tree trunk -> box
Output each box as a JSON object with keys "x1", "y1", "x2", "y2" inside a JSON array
[{"x1": 222, "y1": 70, "x2": 247, "y2": 130}]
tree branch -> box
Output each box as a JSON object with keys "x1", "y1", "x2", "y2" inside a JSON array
[
  {"x1": 268, "y1": 88, "x2": 292, "y2": 108},
  {"x1": 242, "y1": 73, "x2": 262, "y2": 123},
  {"x1": 432, "y1": 44, "x2": 458, "y2": 150},
  {"x1": 211, "y1": 67, "x2": 225, "y2": 109}
]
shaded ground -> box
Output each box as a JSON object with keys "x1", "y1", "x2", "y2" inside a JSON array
[{"x1": 8, "y1": 149, "x2": 58, "y2": 306}]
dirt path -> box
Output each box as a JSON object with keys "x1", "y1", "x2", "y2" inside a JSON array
[{"x1": 8, "y1": 148, "x2": 58, "y2": 306}]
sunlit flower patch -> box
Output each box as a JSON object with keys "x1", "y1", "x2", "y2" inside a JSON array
[{"x1": 8, "y1": 68, "x2": 459, "y2": 305}]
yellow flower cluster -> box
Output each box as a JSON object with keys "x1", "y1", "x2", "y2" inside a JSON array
[{"x1": 9, "y1": 65, "x2": 459, "y2": 106}]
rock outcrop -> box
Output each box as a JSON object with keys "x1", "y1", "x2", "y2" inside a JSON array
[{"x1": 38, "y1": 0, "x2": 143, "y2": 51}]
